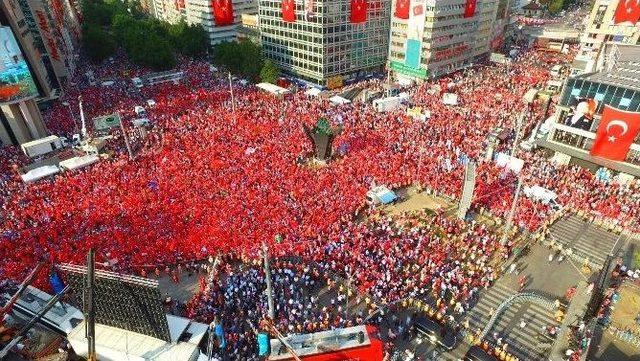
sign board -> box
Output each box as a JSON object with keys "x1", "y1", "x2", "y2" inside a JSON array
[
  {"x1": 58, "y1": 264, "x2": 172, "y2": 342},
  {"x1": 442, "y1": 93, "x2": 458, "y2": 105},
  {"x1": 390, "y1": 61, "x2": 427, "y2": 79},
  {"x1": 326, "y1": 75, "x2": 343, "y2": 90},
  {"x1": 93, "y1": 114, "x2": 121, "y2": 131}
]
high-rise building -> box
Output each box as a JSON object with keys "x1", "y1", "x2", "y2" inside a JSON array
[
  {"x1": 15, "y1": 0, "x2": 81, "y2": 86},
  {"x1": 0, "y1": 0, "x2": 65, "y2": 145},
  {"x1": 259, "y1": 0, "x2": 391, "y2": 87},
  {"x1": 152, "y1": 0, "x2": 258, "y2": 46},
  {"x1": 388, "y1": 0, "x2": 499, "y2": 83},
  {"x1": 571, "y1": 0, "x2": 640, "y2": 75}
]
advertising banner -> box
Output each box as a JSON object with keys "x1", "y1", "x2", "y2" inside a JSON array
[
  {"x1": 405, "y1": 0, "x2": 426, "y2": 69},
  {"x1": 0, "y1": 27, "x2": 39, "y2": 104},
  {"x1": 390, "y1": 61, "x2": 427, "y2": 79}
]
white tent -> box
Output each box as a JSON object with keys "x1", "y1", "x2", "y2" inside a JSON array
[
  {"x1": 329, "y1": 95, "x2": 351, "y2": 105},
  {"x1": 256, "y1": 82, "x2": 290, "y2": 96},
  {"x1": 21, "y1": 165, "x2": 60, "y2": 183},
  {"x1": 59, "y1": 154, "x2": 100, "y2": 171},
  {"x1": 305, "y1": 87, "x2": 322, "y2": 97}
]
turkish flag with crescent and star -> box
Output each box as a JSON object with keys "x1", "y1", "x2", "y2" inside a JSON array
[
  {"x1": 464, "y1": 0, "x2": 477, "y2": 17},
  {"x1": 395, "y1": 0, "x2": 410, "y2": 19},
  {"x1": 590, "y1": 105, "x2": 640, "y2": 161},
  {"x1": 351, "y1": 0, "x2": 367, "y2": 23},
  {"x1": 614, "y1": 0, "x2": 640, "y2": 24},
  {"x1": 212, "y1": 0, "x2": 234, "y2": 26},
  {"x1": 282, "y1": 0, "x2": 296, "y2": 22}
]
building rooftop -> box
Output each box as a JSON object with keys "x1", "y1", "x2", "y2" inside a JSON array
[{"x1": 578, "y1": 44, "x2": 640, "y2": 91}]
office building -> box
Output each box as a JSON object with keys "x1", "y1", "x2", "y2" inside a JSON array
[
  {"x1": 152, "y1": 0, "x2": 258, "y2": 46},
  {"x1": 541, "y1": 44, "x2": 640, "y2": 177},
  {"x1": 572, "y1": 0, "x2": 640, "y2": 75},
  {"x1": 0, "y1": 0, "x2": 60, "y2": 145},
  {"x1": 388, "y1": 0, "x2": 499, "y2": 83},
  {"x1": 259, "y1": 0, "x2": 391, "y2": 87}
]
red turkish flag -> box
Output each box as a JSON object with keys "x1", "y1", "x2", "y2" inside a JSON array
[
  {"x1": 351, "y1": 0, "x2": 367, "y2": 23},
  {"x1": 613, "y1": 0, "x2": 640, "y2": 24},
  {"x1": 395, "y1": 0, "x2": 410, "y2": 19},
  {"x1": 590, "y1": 105, "x2": 640, "y2": 161},
  {"x1": 464, "y1": 0, "x2": 477, "y2": 17},
  {"x1": 212, "y1": 0, "x2": 234, "y2": 26},
  {"x1": 282, "y1": 0, "x2": 296, "y2": 22}
]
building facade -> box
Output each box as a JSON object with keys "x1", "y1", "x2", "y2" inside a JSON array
[
  {"x1": 388, "y1": 0, "x2": 499, "y2": 83},
  {"x1": 152, "y1": 0, "x2": 258, "y2": 46},
  {"x1": 259, "y1": 0, "x2": 390, "y2": 87},
  {"x1": 542, "y1": 44, "x2": 640, "y2": 177},
  {"x1": 0, "y1": 0, "x2": 53, "y2": 145},
  {"x1": 572, "y1": 0, "x2": 640, "y2": 75}
]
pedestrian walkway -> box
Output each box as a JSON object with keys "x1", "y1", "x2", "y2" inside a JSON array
[
  {"x1": 464, "y1": 283, "x2": 561, "y2": 361},
  {"x1": 549, "y1": 214, "x2": 619, "y2": 268}
]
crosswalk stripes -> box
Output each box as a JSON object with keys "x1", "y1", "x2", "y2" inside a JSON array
[
  {"x1": 551, "y1": 215, "x2": 618, "y2": 266},
  {"x1": 549, "y1": 214, "x2": 618, "y2": 268},
  {"x1": 463, "y1": 283, "x2": 560, "y2": 361}
]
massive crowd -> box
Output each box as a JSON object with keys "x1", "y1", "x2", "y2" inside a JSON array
[{"x1": 0, "y1": 44, "x2": 638, "y2": 294}]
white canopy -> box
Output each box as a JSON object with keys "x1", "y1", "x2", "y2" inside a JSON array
[
  {"x1": 329, "y1": 95, "x2": 351, "y2": 105},
  {"x1": 21, "y1": 165, "x2": 60, "y2": 183},
  {"x1": 256, "y1": 82, "x2": 290, "y2": 95},
  {"x1": 59, "y1": 155, "x2": 100, "y2": 171},
  {"x1": 305, "y1": 87, "x2": 322, "y2": 96}
]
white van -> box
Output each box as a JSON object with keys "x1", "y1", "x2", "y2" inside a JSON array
[
  {"x1": 134, "y1": 106, "x2": 146, "y2": 116},
  {"x1": 132, "y1": 77, "x2": 143, "y2": 88}
]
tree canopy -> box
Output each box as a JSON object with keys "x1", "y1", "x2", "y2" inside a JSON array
[
  {"x1": 260, "y1": 59, "x2": 280, "y2": 84},
  {"x1": 80, "y1": 0, "x2": 207, "y2": 70},
  {"x1": 213, "y1": 40, "x2": 270, "y2": 82}
]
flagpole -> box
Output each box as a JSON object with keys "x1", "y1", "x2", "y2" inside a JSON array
[
  {"x1": 78, "y1": 96, "x2": 87, "y2": 139},
  {"x1": 118, "y1": 112, "x2": 135, "y2": 160},
  {"x1": 228, "y1": 72, "x2": 236, "y2": 120}
]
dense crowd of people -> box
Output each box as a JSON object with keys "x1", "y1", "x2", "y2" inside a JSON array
[{"x1": 0, "y1": 42, "x2": 638, "y2": 296}]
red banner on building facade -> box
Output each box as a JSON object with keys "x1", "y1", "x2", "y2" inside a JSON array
[
  {"x1": 212, "y1": 0, "x2": 234, "y2": 26},
  {"x1": 395, "y1": 0, "x2": 410, "y2": 19},
  {"x1": 464, "y1": 0, "x2": 477, "y2": 17},
  {"x1": 614, "y1": 0, "x2": 640, "y2": 24},
  {"x1": 350, "y1": 0, "x2": 367, "y2": 23},
  {"x1": 282, "y1": 0, "x2": 296, "y2": 22}
]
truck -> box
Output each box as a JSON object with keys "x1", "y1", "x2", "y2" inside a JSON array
[
  {"x1": 372, "y1": 94, "x2": 409, "y2": 113},
  {"x1": 20, "y1": 135, "x2": 63, "y2": 158}
]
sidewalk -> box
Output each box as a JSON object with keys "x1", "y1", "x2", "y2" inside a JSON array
[{"x1": 548, "y1": 280, "x2": 591, "y2": 361}]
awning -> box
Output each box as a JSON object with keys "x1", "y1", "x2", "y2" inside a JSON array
[
  {"x1": 305, "y1": 87, "x2": 322, "y2": 96},
  {"x1": 329, "y1": 95, "x2": 351, "y2": 105},
  {"x1": 256, "y1": 82, "x2": 290, "y2": 95},
  {"x1": 21, "y1": 165, "x2": 60, "y2": 183}
]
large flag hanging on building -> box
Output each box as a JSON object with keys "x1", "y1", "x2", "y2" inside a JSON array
[
  {"x1": 405, "y1": 0, "x2": 426, "y2": 69},
  {"x1": 395, "y1": 0, "x2": 410, "y2": 19},
  {"x1": 590, "y1": 105, "x2": 640, "y2": 161},
  {"x1": 613, "y1": 0, "x2": 640, "y2": 24},
  {"x1": 282, "y1": 0, "x2": 296, "y2": 22},
  {"x1": 464, "y1": 0, "x2": 477, "y2": 17},
  {"x1": 212, "y1": 0, "x2": 234, "y2": 26},
  {"x1": 351, "y1": 0, "x2": 367, "y2": 23}
]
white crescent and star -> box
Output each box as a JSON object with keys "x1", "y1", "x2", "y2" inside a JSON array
[{"x1": 605, "y1": 119, "x2": 629, "y2": 142}]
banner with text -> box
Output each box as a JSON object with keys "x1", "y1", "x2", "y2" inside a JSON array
[{"x1": 405, "y1": 0, "x2": 427, "y2": 69}]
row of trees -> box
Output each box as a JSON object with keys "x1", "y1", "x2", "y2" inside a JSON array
[
  {"x1": 212, "y1": 40, "x2": 280, "y2": 84},
  {"x1": 82, "y1": 0, "x2": 207, "y2": 70}
]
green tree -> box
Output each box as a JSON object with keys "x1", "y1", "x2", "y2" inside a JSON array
[
  {"x1": 213, "y1": 40, "x2": 264, "y2": 81},
  {"x1": 260, "y1": 59, "x2": 280, "y2": 84},
  {"x1": 167, "y1": 21, "x2": 208, "y2": 57},
  {"x1": 83, "y1": 24, "x2": 116, "y2": 61},
  {"x1": 548, "y1": 0, "x2": 564, "y2": 14},
  {"x1": 634, "y1": 250, "x2": 640, "y2": 269}
]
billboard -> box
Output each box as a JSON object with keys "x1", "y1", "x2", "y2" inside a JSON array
[
  {"x1": 0, "y1": 26, "x2": 39, "y2": 104},
  {"x1": 405, "y1": 0, "x2": 426, "y2": 69}
]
